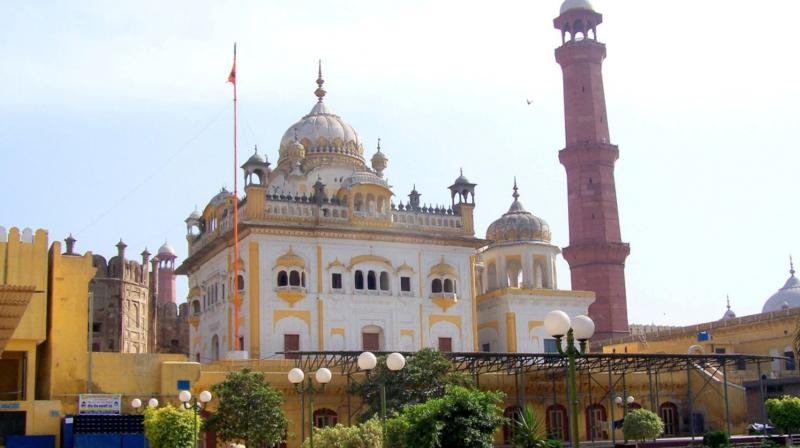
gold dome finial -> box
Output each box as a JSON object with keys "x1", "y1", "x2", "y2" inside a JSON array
[{"x1": 315, "y1": 59, "x2": 326, "y2": 102}]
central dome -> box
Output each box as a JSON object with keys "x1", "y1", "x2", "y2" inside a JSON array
[
  {"x1": 278, "y1": 65, "x2": 364, "y2": 165},
  {"x1": 486, "y1": 182, "x2": 551, "y2": 243}
]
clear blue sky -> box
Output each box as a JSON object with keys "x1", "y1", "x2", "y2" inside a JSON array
[{"x1": 2, "y1": 0, "x2": 799, "y2": 326}]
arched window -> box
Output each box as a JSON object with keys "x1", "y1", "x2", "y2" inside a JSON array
[
  {"x1": 355, "y1": 270, "x2": 364, "y2": 290},
  {"x1": 367, "y1": 271, "x2": 377, "y2": 290},
  {"x1": 379, "y1": 272, "x2": 390, "y2": 291},
  {"x1": 585, "y1": 404, "x2": 608, "y2": 440},
  {"x1": 431, "y1": 279, "x2": 443, "y2": 293},
  {"x1": 443, "y1": 278, "x2": 454, "y2": 293},
  {"x1": 487, "y1": 262, "x2": 497, "y2": 291},
  {"x1": 237, "y1": 274, "x2": 244, "y2": 290},
  {"x1": 211, "y1": 334, "x2": 220, "y2": 361},
  {"x1": 289, "y1": 271, "x2": 301, "y2": 286},
  {"x1": 277, "y1": 271, "x2": 288, "y2": 287},
  {"x1": 659, "y1": 402, "x2": 679, "y2": 436},
  {"x1": 313, "y1": 408, "x2": 338, "y2": 428},
  {"x1": 192, "y1": 300, "x2": 201, "y2": 315},
  {"x1": 546, "y1": 404, "x2": 569, "y2": 441}
]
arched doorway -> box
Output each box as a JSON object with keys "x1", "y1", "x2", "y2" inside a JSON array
[
  {"x1": 313, "y1": 408, "x2": 338, "y2": 428},
  {"x1": 659, "y1": 402, "x2": 679, "y2": 436},
  {"x1": 546, "y1": 404, "x2": 569, "y2": 441},
  {"x1": 585, "y1": 404, "x2": 608, "y2": 440}
]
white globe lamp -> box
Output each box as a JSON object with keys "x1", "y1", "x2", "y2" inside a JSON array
[
  {"x1": 131, "y1": 398, "x2": 142, "y2": 409},
  {"x1": 615, "y1": 396, "x2": 623, "y2": 405},
  {"x1": 147, "y1": 398, "x2": 159, "y2": 408},
  {"x1": 544, "y1": 310, "x2": 571, "y2": 337},
  {"x1": 288, "y1": 367, "x2": 305, "y2": 384},
  {"x1": 386, "y1": 352, "x2": 406, "y2": 371},
  {"x1": 178, "y1": 390, "x2": 192, "y2": 403},
  {"x1": 358, "y1": 351, "x2": 378, "y2": 371},
  {"x1": 571, "y1": 315, "x2": 596, "y2": 341},
  {"x1": 315, "y1": 367, "x2": 333, "y2": 384},
  {"x1": 627, "y1": 396, "x2": 635, "y2": 404},
  {"x1": 199, "y1": 390, "x2": 212, "y2": 403}
]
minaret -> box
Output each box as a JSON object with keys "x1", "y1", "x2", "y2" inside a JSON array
[
  {"x1": 156, "y1": 242, "x2": 177, "y2": 305},
  {"x1": 554, "y1": 0, "x2": 630, "y2": 339}
]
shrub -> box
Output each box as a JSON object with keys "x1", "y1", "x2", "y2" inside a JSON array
[
  {"x1": 766, "y1": 395, "x2": 800, "y2": 437},
  {"x1": 386, "y1": 385, "x2": 504, "y2": 448},
  {"x1": 623, "y1": 409, "x2": 664, "y2": 445},
  {"x1": 144, "y1": 404, "x2": 201, "y2": 448},
  {"x1": 702, "y1": 430, "x2": 729, "y2": 448},
  {"x1": 303, "y1": 417, "x2": 383, "y2": 448},
  {"x1": 511, "y1": 405, "x2": 549, "y2": 448}
]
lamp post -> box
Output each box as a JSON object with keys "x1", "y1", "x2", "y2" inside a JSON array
[
  {"x1": 544, "y1": 310, "x2": 595, "y2": 448},
  {"x1": 615, "y1": 395, "x2": 635, "y2": 443},
  {"x1": 288, "y1": 367, "x2": 332, "y2": 448},
  {"x1": 357, "y1": 351, "x2": 406, "y2": 445},
  {"x1": 178, "y1": 389, "x2": 212, "y2": 448}
]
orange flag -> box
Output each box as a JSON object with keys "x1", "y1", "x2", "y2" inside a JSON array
[{"x1": 227, "y1": 43, "x2": 236, "y2": 84}]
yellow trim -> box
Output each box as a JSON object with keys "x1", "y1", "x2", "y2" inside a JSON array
[
  {"x1": 326, "y1": 258, "x2": 345, "y2": 270},
  {"x1": 316, "y1": 245, "x2": 323, "y2": 293},
  {"x1": 275, "y1": 246, "x2": 305, "y2": 269},
  {"x1": 419, "y1": 304, "x2": 424, "y2": 349},
  {"x1": 227, "y1": 306, "x2": 232, "y2": 351},
  {"x1": 478, "y1": 321, "x2": 499, "y2": 332},
  {"x1": 477, "y1": 287, "x2": 595, "y2": 303},
  {"x1": 506, "y1": 312, "x2": 517, "y2": 353},
  {"x1": 400, "y1": 329, "x2": 415, "y2": 337},
  {"x1": 429, "y1": 314, "x2": 462, "y2": 331},
  {"x1": 249, "y1": 241, "x2": 261, "y2": 359},
  {"x1": 418, "y1": 252, "x2": 423, "y2": 297},
  {"x1": 188, "y1": 286, "x2": 202, "y2": 298},
  {"x1": 431, "y1": 295, "x2": 458, "y2": 311},
  {"x1": 429, "y1": 256, "x2": 458, "y2": 278},
  {"x1": 395, "y1": 262, "x2": 414, "y2": 274},
  {"x1": 528, "y1": 320, "x2": 544, "y2": 332},
  {"x1": 330, "y1": 328, "x2": 345, "y2": 336},
  {"x1": 317, "y1": 298, "x2": 324, "y2": 349},
  {"x1": 273, "y1": 310, "x2": 311, "y2": 330},
  {"x1": 348, "y1": 254, "x2": 393, "y2": 270},
  {"x1": 470, "y1": 255, "x2": 478, "y2": 351},
  {"x1": 276, "y1": 290, "x2": 306, "y2": 306}
]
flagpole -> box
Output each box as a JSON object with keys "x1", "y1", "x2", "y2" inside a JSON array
[{"x1": 231, "y1": 42, "x2": 241, "y2": 352}]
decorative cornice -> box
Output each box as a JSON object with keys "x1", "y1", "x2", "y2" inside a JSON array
[{"x1": 477, "y1": 287, "x2": 595, "y2": 304}]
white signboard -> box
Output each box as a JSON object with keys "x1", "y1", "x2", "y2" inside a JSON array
[{"x1": 78, "y1": 394, "x2": 122, "y2": 415}]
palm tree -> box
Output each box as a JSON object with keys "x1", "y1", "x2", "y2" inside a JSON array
[{"x1": 512, "y1": 405, "x2": 550, "y2": 448}]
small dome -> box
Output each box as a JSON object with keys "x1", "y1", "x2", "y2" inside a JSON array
[
  {"x1": 721, "y1": 297, "x2": 736, "y2": 320},
  {"x1": 246, "y1": 150, "x2": 265, "y2": 164},
  {"x1": 762, "y1": 261, "x2": 800, "y2": 313},
  {"x1": 341, "y1": 171, "x2": 390, "y2": 190},
  {"x1": 188, "y1": 209, "x2": 201, "y2": 220},
  {"x1": 209, "y1": 188, "x2": 231, "y2": 207},
  {"x1": 158, "y1": 242, "x2": 176, "y2": 257},
  {"x1": 486, "y1": 182, "x2": 551, "y2": 243},
  {"x1": 453, "y1": 168, "x2": 471, "y2": 186},
  {"x1": 560, "y1": 0, "x2": 594, "y2": 14}
]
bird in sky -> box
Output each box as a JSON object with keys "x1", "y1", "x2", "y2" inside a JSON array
[{"x1": 526, "y1": 99, "x2": 533, "y2": 105}]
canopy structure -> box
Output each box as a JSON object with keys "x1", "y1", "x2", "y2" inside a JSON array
[
  {"x1": 283, "y1": 351, "x2": 776, "y2": 376},
  {"x1": 0, "y1": 285, "x2": 36, "y2": 355}
]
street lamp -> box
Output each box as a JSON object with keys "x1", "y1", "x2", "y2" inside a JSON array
[
  {"x1": 358, "y1": 352, "x2": 406, "y2": 445},
  {"x1": 615, "y1": 395, "x2": 635, "y2": 443},
  {"x1": 178, "y1": 389, "x2": 212, "y2": 448},
  {"x1": 288, "y1": 366, "x2": 332, "y2": 448},
  {"x1": 147, "y1": 398, "x2": 159, "y2": 409},
  {"x1": 545, "y1": 311, "x2": 595, "y2": 448}
]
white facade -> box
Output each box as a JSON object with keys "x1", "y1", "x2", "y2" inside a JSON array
[{"x1": 180, "y1": 69, "x2": 593, "y2": 362}]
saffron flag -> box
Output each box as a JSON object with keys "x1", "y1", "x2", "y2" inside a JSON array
[{"x1": 227, "y1": 43, "x2": 236, "y2": 84}]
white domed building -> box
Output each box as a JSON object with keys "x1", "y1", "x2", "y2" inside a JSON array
[
  {"x1": 476, "y1": 182, "x2": 593, "y2": 353},
  {"x1": 762, "y1": 261, "x2": 800, "y2": 313},
  {"x1": 177, "y1": 66, "x2": 595, "y2": 362}
]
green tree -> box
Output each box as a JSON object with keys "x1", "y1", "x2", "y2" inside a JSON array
[
  {"x1": 766, "y1": 395, "x2": 800, "y2": 438},
  {"x1": 144, "y1": 404, "x2": 201, "y2": 448},
  {"x1": 205, "y1": 368, "x2": 288, "y2": 447},
  {"x1": 702, "y1": 431, "x2": 729, "y2": 448},
  {"x1": 386, "y1": 385, "x2": 505, "y2": 448},
  {"x1": 349, "y1": 348, "x2": 473, "y2": 421},
  {"x1": 622, "y1": 409, "x2": 664, "y2": 446},
  {"x1": 302, "y1": 417, "x2": 383, "y2": 448},
  {"x1": 511, "y1": 405, "x2": 549, "y2": 448}
]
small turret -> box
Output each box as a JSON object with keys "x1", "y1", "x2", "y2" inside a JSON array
[{"x1": 371, "y1": 139, "x2": 388, "y2": 177}]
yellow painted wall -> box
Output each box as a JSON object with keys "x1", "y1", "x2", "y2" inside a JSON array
[{"x1": 1, "y1": 227, "x2": 49, "y2": 343}]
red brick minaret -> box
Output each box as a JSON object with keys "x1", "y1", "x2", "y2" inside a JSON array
[{"x1": 554, "y1": 0, "x2": 630, "y2": 339}]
